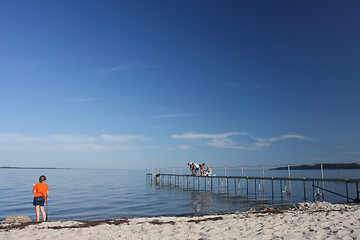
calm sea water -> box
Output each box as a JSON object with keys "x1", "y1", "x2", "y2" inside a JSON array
[{"x1": 0, "y1": 168, "x2": 359, "y2": 222}]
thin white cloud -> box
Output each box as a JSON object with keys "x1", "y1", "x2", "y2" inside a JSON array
[
  {"x1": 146, "y1": 125, "x2": 175, "y2": 129},
  {"x1": 51, "y1": 135, "x2": 97, "y2": 143},
  {"x1": 31, "y1": 61, "x2": 43, "y2": 67},
  {"x1": 0, "y1": 133, "x2": 149, "y2": 153},
  {"x1": 0, "y1": 133, "x2": 51, "y2": 143},
  {"x1": 268, "y1": 134, "x2": 310, "y2": 142},
  {"x1": 172, "y1": 132, "x2": 309, "y2": 150},
  {"x1": 101, "y1": 134, "x2": 149, "y2": 142},
  {"x1": 177, "y1": 145, "x2": 192, "y2": 150},
  {"x1": 344, "y1": 152, "x2": 360, "y2": 155},
  {"x1": 172, "y1": 132, "x2": 254, "y2": 150},
  {"x1": 100, "y1": 61, "x2": 156, "y2": 74},
  {"x1": 137, "y1": 113, "x2": 198, "y2": 120},
  {"x1": 102, "y1": 117, "x2": 127, "y2": 121},
  {"x1": 66, "y1": 98, "x2": 99, "y2": 102},
  {"x1": 172, "y1": 132, "x2": 247, "y2": 140},
  {"x1": 101, "y1": 113, "x2": 196, "y2": 122},
  {"x1": 225, "y1": 82, "x2": 261, "y2": 90}
]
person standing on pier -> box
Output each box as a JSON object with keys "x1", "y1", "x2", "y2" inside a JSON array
[
  {"x1": 188, "y1": 162, "x2": 195, "y2": 175},
  {"x1": 200, "y1": 163, "x2": 206, "y2": 176},
  {"x1": 193, "y1": 163, "x2": 200, "y2": 176}
]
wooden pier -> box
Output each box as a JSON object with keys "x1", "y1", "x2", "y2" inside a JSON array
[{"x1": 146, "y1": 173, "x2": 360, "y2": 203}]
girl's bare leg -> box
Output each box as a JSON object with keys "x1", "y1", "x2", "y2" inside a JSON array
[
  {"x1": 35, "y1": 205, "x2": 40, "y2": 222},
  {"x1": 40, "y1": 206, "x2": 46, "y2": 221}
]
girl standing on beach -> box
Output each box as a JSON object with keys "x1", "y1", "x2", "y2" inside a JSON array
[{"x1": 33, "y1": 175, "x2": 49, "y2": 222}]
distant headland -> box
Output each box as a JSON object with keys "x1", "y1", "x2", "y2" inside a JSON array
[
  {"x1": 270, "y1": 163, "x2": 360, "y2": 170},
  {"x1": 0, "y1": 166, "x2": 71, "y2": 170}
]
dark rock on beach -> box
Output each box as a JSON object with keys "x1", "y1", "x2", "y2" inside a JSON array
[{"x1": 2, "y1": 216, "x2": 32, "y2": 224}]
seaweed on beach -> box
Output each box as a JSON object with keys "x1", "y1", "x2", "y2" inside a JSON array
[
  {"x1": 0, "y1": 218, "x2": 130, "y2": 231},
  {"x1": 0, "y1": 222, "x2": 38, "y2": 231},
  {"x1": 187, "y1": 216, "x2": 223, "y2": 224},
  {"x1": 259, "y1": 207, "x2": 283, "y2": 214},
  {"x1": 48, "y1": 218, "x2": 130, "y2": 229},
  {"x1": 242, "y1": 207, "x2": 284, "y2": 216},
  {"x1": 148, "y1": 219, "x2": 175, "y2": 225}
]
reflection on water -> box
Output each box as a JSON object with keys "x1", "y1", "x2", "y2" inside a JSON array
[
  {"x1": 190, "y1": 192, "x2": 211, "y2": 213},
  {"x1": 149, "y1": 181, "x2": 294, "y2": 217}
]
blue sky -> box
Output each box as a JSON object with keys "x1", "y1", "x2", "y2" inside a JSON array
[{"x1": 0, "y1": 0, "x2": 359, "y2": 169}]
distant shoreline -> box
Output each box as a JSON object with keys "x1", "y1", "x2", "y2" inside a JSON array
[
  {"x1": 270, "y1": 163, "x2": 360, "y2": 170},
  {"x1": 0, "y1": 166, "x2": 71, "y2": 170}
]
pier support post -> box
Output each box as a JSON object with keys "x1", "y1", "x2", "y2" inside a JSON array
[
  {"x1": 241, "y1": 166, "x2": 244, "y2": 191},
  {"x1": 156, "y1": 174, "x2": 160, "y2": 185},
  {"x1": 287, "y1": 164, "x2": 291, "y2": 194},
  {"x1": 262, "y1": 165, "x2": 265, "y2": 195},
  {"x1": 312, "y1": 181, "x2": 315, "y2": 202},
  {"x1": 234, "y1": 178, "x2": 237, "y2": 195},
  {"x1": 227, "y1": 178, "x2": 229, "y2": 193},
  {"x1": 198, "y1": 177, "x2": 200, "y2": 191},
  {"x1": 218, "y1": 178, "x2": 220, "y2": 193},
  {"x1": 271, "y1": 178, "x2": 274, "y2": 200},
  {"x1": 346, "y1": 180, "x2": 349, "y2": 203},
  {"x1": 246, "y1": 177, "x2": 249, "y2": 195},
  {"x1": 303, "y1": 179, "x2": 307, "y2": 202},
  {"x1": 254, "y1": 179, "x2": 257, "y2": 198}
]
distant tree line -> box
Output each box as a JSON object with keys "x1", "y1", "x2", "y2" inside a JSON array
[
  {"x1": 270, "y1": 163, "x2": 360, "y2": 170},
  {"x1": 0, "y1": 166, "x2": 71, "y2": 170}
]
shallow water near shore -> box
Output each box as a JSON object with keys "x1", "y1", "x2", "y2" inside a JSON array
[{"x1": 0, "y1": 168, "x2": 359, "y2": 222}]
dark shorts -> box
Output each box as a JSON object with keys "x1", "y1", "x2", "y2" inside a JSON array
[{"x1": 33, "y1": 196, "x2": 45, "y2": 206}]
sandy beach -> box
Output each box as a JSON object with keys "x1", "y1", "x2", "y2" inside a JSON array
[{"x1": 1, "y1": 202, "x2": 359, "y2": 240}]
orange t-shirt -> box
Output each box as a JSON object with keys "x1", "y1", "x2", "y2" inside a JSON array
[{"x1": 33, "y1": 182, "x2": 49, "y2": 199}]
